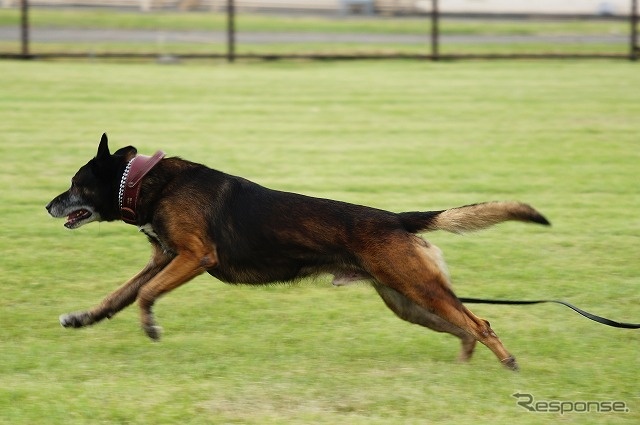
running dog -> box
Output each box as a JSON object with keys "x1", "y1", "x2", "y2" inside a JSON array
[{"x1": 46, "y1": 134, "x2": 550, "y2": 370}]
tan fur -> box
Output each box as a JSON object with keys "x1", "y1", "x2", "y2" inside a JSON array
[
  {"x1": 365, "y1": 235, "x2": 515, "y2": 367},
  {"x1": 428, "y1": 201, "x2": 546, "y2": 234}
]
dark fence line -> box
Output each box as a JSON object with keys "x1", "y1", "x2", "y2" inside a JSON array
[
  {"x1": 633, "y1": 0, "x2": 639, "y2": 60},
  {"x1": 5, "y1": 0, "x2": 639, "y2": 61},
  {"x1": 20, "y1": 0, "x2": 29, "y2": 57}
]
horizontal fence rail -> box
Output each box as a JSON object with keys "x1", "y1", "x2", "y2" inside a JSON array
[{"x1": 1, "y1": 0, "x2": 638, "y2": 61}]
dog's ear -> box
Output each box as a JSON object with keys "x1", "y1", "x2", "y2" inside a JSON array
[
  {"x1": 113, "y1": 146, "x2": 137, "y2": 161},
  {"x1": 97, "y1": 133, "x2": 110, "y2": 161},
  {"x1": 96, "y1": 133, "x2": 137, "y2": 162}
]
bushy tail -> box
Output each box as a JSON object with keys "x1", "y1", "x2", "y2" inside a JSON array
[{"x1": 399, "y1": 201, "x2": 550, "y2": 234}]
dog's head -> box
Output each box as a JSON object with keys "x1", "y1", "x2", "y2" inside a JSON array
[{"x1": 46, "y1": 133, "x2": 137, "y2": 229}]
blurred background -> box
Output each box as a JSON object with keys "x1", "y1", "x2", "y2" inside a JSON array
[
  {"x1": 1, "y1": 2, "x2": 638, "y2": 425},
  {"x1": 1, "y1": 0, "x2": 637, "y2": 60}
]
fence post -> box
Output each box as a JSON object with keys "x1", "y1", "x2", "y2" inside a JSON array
[
  {"x1": 20, "y1": 0, "x2": 29, "y2": 58},
  {"x1": 227, "y1": 0, "x2": 235, "y2": 62},
  {"x1": 431, "y1": 0, "x2": 439, "y2": 61},
  {"x1": 632, "y1": 0, "x2": 638, "y2": 61}
]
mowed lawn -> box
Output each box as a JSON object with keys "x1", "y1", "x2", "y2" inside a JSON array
[{"x1": 0, "y1": 59, "x2": 638, "y2": 424}]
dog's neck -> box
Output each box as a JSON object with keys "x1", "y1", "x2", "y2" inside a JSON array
[{"x1": 118, "y1": 151, "x2": 166, "y2": 225}]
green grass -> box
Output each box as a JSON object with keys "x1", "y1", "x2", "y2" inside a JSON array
[{"x1": 0, "y1": 59, "x2": 638, "y2": 424}]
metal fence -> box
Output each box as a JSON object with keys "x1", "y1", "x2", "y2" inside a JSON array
[{"x1": 2, "y1": 0, "x2": 639, "y2": 61}]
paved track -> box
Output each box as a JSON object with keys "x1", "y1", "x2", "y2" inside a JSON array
[{"x1": 0, "y1": 26, "x2": 628, "y2": 45}]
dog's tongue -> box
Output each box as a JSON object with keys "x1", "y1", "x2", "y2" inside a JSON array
[{"x1": 65, "y1": 209, "x2": 91, "y2": 228}]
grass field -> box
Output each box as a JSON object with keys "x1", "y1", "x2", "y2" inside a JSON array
[{"x1": 0, "y1": 59, "x2": 638, "y2": 424}]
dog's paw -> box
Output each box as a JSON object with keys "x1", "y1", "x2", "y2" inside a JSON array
[
  {"x1": 59, "y1": 311, "x2": 93, "y2": 328},
  {"x1": 143, "y1": 324, "x2": 163, "y2": 341},
  {"x1": 501, "y1": 356, "x2": 520, "y2": 372}
]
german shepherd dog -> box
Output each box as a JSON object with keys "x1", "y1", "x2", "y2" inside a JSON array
[{"x1": 47, "y1": 134, "x2": 550, "y2": 370}]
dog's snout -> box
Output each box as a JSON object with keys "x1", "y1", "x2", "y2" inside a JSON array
[{"x1": 45, "y1": 201, "x2": 52, "y2": 212}]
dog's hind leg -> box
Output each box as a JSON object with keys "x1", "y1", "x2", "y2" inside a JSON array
[
  {"x1": 136, "y1": 239, "x2": 218, "y2": 340},
  {"x1": 373, "y1": 283, "x2": 477, "y2": 362},
  {"x1": 362, "y1": 234, "x2": 518, "y2": 370},
  {"x1": 59, "y1": 243, "x2": 173, "y2": 329}
]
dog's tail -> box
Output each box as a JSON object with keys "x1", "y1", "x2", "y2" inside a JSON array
[{"x1": 398, "y1": 201, "x2": 550, "y2": 234}]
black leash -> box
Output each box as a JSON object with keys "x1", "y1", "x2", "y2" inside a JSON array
[{"x1": 459, "y1": 297, "x2": 640, "y2": 329}]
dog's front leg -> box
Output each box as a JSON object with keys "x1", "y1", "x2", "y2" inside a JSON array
[
  {"x1": 59, "y1": 244, "x2": 173, "y2": 329},
  {"x1": 136, "y1": 248, "x2": 217, "y2": 340}
]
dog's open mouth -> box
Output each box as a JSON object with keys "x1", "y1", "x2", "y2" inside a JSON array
[{"x1": 65, "y1": 209, "x2": 92, "y2": 229}]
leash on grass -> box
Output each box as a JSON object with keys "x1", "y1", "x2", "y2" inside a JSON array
[{"x1": 458, "y1": 297, "x2": 640, "y2": 329}]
